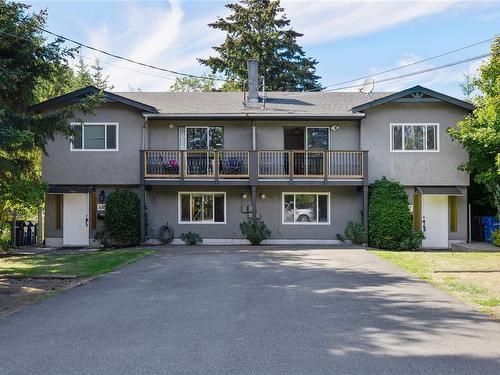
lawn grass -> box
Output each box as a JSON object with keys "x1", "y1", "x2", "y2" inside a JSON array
[
  {"x1": 0, "y1": 250, "x2": 155, "y2": 277},
  {"x1": 371, "y1": 251, "x2": 500, "y2": 318}
]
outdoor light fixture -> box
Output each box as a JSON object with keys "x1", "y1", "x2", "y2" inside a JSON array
[
  {"x1": 168, "y1": 124, "x2": 174, "y2": 129},
  {"x1": 330, "y1": 125, "x2": 340, "y2": 132},
  {"x1": 242, "y1": 193, "x2": 248, "y2": 199},
  {"x1": 260, "y1": 194, "x2": 266, "y2": 199}
]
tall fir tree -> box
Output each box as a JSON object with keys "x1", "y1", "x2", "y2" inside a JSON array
[{"x1": 198, "y1": 0, "x2": 322, "y2": 91}]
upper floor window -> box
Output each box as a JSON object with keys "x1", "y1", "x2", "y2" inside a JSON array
[
  {"x1": 180, "y1": 126, "x2": 223, "y2": 150},
  {"x1": 390, "y1": 123, "x2": 438, "y2": 152},
  {"x1": 71, "y1": 123, "x2": 118, "y2": 151}
]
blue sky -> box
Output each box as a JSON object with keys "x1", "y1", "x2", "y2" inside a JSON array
[{"x1": 27, "y1": 0, "x2": 500, "y2": 96}]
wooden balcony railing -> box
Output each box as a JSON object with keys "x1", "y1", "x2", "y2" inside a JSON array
[
  {"x1": 144, "y1": 150, "x2": 365, "y2": 180},
  {"x1": 258, "y1": 150, "x2": 364, "y2": 179}
]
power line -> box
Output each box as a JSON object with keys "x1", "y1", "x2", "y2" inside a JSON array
[
  {"x1": 323, "y1": 53, "x2": 492, "y2": 92},
  {"x1": 311, "y1": 35, "x2": 497, "y2": 92},
  {"x1": 38, "y1": 27, "x2": 236, "y2": 83}
]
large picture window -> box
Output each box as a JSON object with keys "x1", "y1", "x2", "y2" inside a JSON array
[
  {"x1": 184, "y1": 126, "x2": 223, "y2": 150},
  {"x1": 391, "y1": 123, "x2": 438, "y2": 152},
  {"x1": 282, "y1": 193, "x2": 330, "y2": 224},
  {"x1": 179, "y1": 192, "x2": 226, "y2": 224},
  {"x1": 71, "y1": 123, "x2": 118, "y2": 151}
]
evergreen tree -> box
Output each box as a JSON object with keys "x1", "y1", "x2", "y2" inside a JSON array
[{"x1": 198, "y1": 0, "x2": 322, "y2": 91}]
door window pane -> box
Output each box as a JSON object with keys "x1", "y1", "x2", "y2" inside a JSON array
[
  {"x1": 187, "y1": 128, "x2": 208, "y2": 150},
  {"x1": 209, "y1": 127, "x2": 223, "y2": 150},
  {"x1": 73, "y1": 125, "x2": 83, "y2": 149},
  {"x1": 307, "y1": 128, "x2": 329, "y2": 150},
  {"x1": 106, "y1": 125, "x2": 117, "y2": 149},
  {"x1": 84, "y1": 125, "x2": 106, "y2": 149},
  {"x1": 392, "y1": 125, "x2": 402, "y2": 150}
]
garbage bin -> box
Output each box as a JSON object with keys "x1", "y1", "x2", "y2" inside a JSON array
[
  {"x1": 10, "y1": 221, "x2": 37, "y2": 246},
  {"x1": 481, "y1": 216, "x2": 499, "y2": 243}
]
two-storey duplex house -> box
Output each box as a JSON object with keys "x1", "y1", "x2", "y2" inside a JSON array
[{"x1": 32, "y1": 61, "x2": 472, "y2": 248}]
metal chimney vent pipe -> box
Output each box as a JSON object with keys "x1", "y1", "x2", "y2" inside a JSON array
[{"x1": 247, "y1": 59, "x2": 259, "y2": 103}]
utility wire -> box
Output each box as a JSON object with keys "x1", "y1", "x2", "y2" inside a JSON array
[
  {"x1": 38, "y1": 27, "x2": 236, "y2": 83},
  {"x1": 323, "y1": 53, "x2": 493, "y2": 92},
  {"x1": 312, "y1": 36, "x2": 497, "y2": 92}
]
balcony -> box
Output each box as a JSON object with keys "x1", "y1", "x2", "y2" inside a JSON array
[{"x1": 142, "y1": 150, "x2": 366, "y2": 185}]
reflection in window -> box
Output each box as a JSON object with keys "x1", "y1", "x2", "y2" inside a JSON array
[
  {"x1": 179, "y1": 192, "x2": 225, "y2": 223},
  {"x1": 186, "y1": 127, "x2": 223, "y2": 150},
  {"x1": 283, "y1": 193, "x2": 329, "y2": 224},
  {"x1": 71, "y1": 123, "x2": 117, "y2": 150},
  {"x1": 391, "y1": 124, "x2": 438, "y2": 151},
  {"x1": 307, "y1": 128, "x2": 329, "y2": 150}
]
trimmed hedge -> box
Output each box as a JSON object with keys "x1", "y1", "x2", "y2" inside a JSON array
[
  {"x1": 368, "y1": 178, "x2": 413, "y2": 250},
  {"x1": 104, "y1": 190, "x2": 141, "y2": 246}
]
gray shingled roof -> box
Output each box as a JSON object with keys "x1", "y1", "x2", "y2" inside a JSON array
[{"x1": 115, "y1": 91, "x2": 393, "y2": 116}]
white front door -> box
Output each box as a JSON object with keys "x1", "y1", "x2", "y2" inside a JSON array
[
  {"x1": 63, "y1": 193, "x2": 89, "y2": 246},
  {"x1": 422, "y1": 195, "x2": 448, "y2": 249}
]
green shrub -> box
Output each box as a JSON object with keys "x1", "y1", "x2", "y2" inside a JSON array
[
  {"x1": 104, "y1": 190, "x2": 141, "y2": 247},
  {"x1": 368, "y1": 178, "x2": 413, "y2": 250},
  {"x1": 493, "y1": 229, "x2": 500, "y2": 247},
  {"x1": 180, "y1": 232, "x2": 203, "y2": 245},
  {"x1": 344, "y1": 221, "x2": 367, "y2": 244},
  {"x1": 399, "y1": 231, "x2": 425, "y2": 250},
  {"x1": 94, "y1": 230, "x2": 110, "y2": 248},
  {"x1": 240, "y1": 218, "x2": 271, "y2": 245}
]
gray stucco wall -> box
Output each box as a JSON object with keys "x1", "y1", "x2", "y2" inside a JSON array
[
  {"x1": 147, "y1": 120, "x2": 253, "y2": 150},
  {"x1": 146, "y1": 186, "x2": 362, "y2": 240},
  {"x1": 360, "y1": 102, "x2": 470, "y2": 185},
  {"x1": 256, "y1": 120, "x2": 360, "y2": 150},
  {"x1": 42, "y1": 104, "x2": 144, "y2": 185}
]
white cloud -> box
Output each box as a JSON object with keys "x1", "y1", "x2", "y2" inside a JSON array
[{"x1": 281, "y1": 0, "x2": 460, "y2": 44}]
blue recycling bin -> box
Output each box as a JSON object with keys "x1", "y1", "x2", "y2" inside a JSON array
[{"x1": 481, "y1": 216, "x2": 499, "y2": 243}]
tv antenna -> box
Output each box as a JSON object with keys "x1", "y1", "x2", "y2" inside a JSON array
[{"x1": 359, "y1": 77, "x2": 375, "y2": 94}]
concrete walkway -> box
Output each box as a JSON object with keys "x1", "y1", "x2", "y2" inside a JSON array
[{"x1": 0, "y1": 247, "x2": 499, "y2": 374}]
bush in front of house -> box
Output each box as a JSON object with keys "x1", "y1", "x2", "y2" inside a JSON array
[
  {"x1": 368, "y1": 177, "x2": 416, "y2": 250},
  {"x1": 344, "y1": 221, "x2": 367, "y2": 245},
  {"x1": 180, "y1": 232, "x2": 203, "y2": 245},
  {"x1": 104, "y1": 190, "x2": 141, "y2": 247},
  {"x1": 493, "y1": 229, "x2": 500, "y2": 247},
  {"x1": 240, "y1": 218, "x2": 271, "y2": 245}
]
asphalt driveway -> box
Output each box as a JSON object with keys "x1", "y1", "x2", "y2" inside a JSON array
[{"x1": 1, "y1": 247, "x2": 499, "y2": 374}]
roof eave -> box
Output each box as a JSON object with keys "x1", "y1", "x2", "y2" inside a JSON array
[
  {"x1": 143, "y1": 113, "x2": 365, "y2": 120},
  {"x1": 351, "y1": 85, "x2": 475, "y2": 112},
  {"x1": 28, "y1": 86, "x2": 158, "y2": 113}
]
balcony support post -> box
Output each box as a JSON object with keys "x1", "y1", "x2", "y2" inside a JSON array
[
  {"x1": 363, "y1": 185, "x2": 368, "y2": 232},
  {"x1": 139, "y1": 150, "x2": 146, "y2": 243}
]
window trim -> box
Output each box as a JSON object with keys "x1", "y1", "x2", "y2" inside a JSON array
[
  {"x1": 178, "y1": 192, "x2": 226, "y2": 224},
  {"x1": 70, "y1": 122, "x2": 119, "y2": 152},
  {"x1": 281, "y1": 192, "x2": 331, "y2": 225},
  {"x1": 390, "y1": 123, "x2": 439, "y2": 153}
]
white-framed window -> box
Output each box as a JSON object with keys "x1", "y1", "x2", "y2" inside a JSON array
[
  {"x1": 179, "y1": 126, "x2": 223, "y2": 150},
  {"x1": 282, "y1": 192, "x2": 330, "y2": 225},
  {"x1": 70, "y1": 122, "x2": 119, "y2": 151},
  {"x1": 390, "y1": 123, "x2": 439, "y2": 152},
  {"x1": 178, "y1": 192, "x2": 226, "y2": 224}
]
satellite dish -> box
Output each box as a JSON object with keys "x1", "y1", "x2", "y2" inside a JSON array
[{"x1": 359, "y1": 78, "x2": 375, "y2": 94}]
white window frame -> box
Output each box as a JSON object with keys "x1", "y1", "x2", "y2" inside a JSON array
[
  {"x1": 390, "y1": 123, "x2": 439, "y2": 153},
  {"x1": 178, "y1": 192, "x2": 226, "y2": 224},
  {"x1": 281, "y1": 192, "x2": 330, "y2": 225},
  {"x1": 183, "y1": 126, "x2": 223, "y2": 150},
  {"x1": 70, "y1": 122, "x2": 119, "y2": 152},
  {"x1": 305, "y1": 127, "x2": 331, "y2": 150}
]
